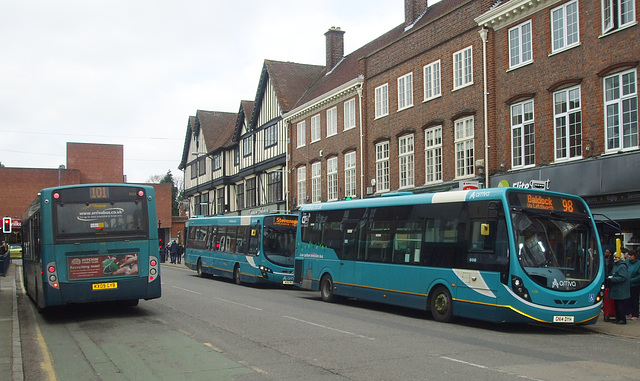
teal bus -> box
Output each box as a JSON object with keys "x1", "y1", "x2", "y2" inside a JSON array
[
  {"x1": 184, "y1": 214, "x2": 298, "y2": 285},
  {"x1": 294, "y1": 188, "x2": 605, "y2": 324},
  {"x1": 21, "y1": 184, "x2": 161, "y2": 312}
]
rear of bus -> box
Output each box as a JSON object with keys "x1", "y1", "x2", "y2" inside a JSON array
[{"x1": 37, "y1": 185, "x2": 161, "y2": 308}]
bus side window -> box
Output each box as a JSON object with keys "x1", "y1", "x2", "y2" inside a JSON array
[{"x1": 235, "y1": 227, "x2": 247, "y2": 254}]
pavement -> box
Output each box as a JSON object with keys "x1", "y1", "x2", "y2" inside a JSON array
[{"x1": 1, "y1": 260, "x2": 639, "y2": 381}]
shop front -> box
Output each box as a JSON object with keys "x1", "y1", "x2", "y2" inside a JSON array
[{"x1": 491, "y1": 151, "x2": 640, "y2": 250}]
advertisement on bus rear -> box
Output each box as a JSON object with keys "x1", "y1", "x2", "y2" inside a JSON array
[{"x1": 68, "y1": 254, "x2": 138, "y2": 279}]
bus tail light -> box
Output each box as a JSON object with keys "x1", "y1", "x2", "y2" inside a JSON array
[
  {"x1": 45, "y1": 262, "x2": 60, "y2": 289},
  {"x1": 149, "y1": 256, "x2": 160, "y2": 283}
]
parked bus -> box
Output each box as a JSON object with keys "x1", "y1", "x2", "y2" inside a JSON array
[
  {"x1": 294, "y1": 188, "x2": 605, "y2": 324},
  {"x1": 21, "y1": 184, "x2": 161, "y2": 312},
  {"x1": 184, "y1": 214, "x2": 298, "y2": 285}
]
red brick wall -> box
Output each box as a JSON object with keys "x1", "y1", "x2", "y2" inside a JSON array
[
  {"x1": 288, "y1": 93, "x2": 363, "y2": 207},
  {"x1": 66, "y1": 142, "x2": 124, "y2": 183},
  {"x1": 0, "y1": 167, "x2": 81, "y2": 221},
  {"x1": 363, "y1": 0, "x2": 485, "y2": 190},
  {"x1": 490, "y1": 0, "x2": 640, "y2": 173},
  {"x1": 151, "y1": 183, "x2": 173, "y2": 230}
]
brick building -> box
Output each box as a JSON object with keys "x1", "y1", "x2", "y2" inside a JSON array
[
  {"x1": 476, "y1": 0, "x2": 640, "y2": 248},
  {"x1": 362, "y1": 0, "x2": 490, "y2": 195},
  {"x1": 0, "y1": 142, "x2": 173, "y2": 246}
]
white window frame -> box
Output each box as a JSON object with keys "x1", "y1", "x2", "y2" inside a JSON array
[
  {"x1": 455, "y1": 117, "x2": 475, "y2": 178},
  {"x1": 425, "y1": 126, "x2": 443, "y2": 184},
  {"x1": 602, "y1": 0, "x2": 636, "y2": 34},
  {"x1": 344, "y1": 98, "x2": 356, "y2": 131},
  {"x1": 375, "y1": 141, "x2": 390, "y2": 193},
  {"x1": 311, "y1": 114, "x2": 321, "y2": 143},
  {"x1": 508, "y1": 21, "x2": 532, "y2": 69},
  {"x1": 344, "y1": 152, "x2": 357, "y2": 198},
  {"x1": 398, "y1": 134, "x2": 414, "y2": 189},
  {"x1": 327, "y1": 106, "x2": 337, "y2": 137},
  {"x1": 423, "y1": 60, "x2": 441, "y2": 101},
  {"x1": 311, "y1": 161, "x2": 322, "y2": 203},
  {"x1": 554, "y1": 86, "x2": 582, "y2": 162},
  {"x1": 511, "y1": 100, "x2": 536, "y2": 168},
  {"x1": 327, "y1": 157, "x2": 338, "y2": 201},
  {"x1": 551, "y1": 1, "x2": 580, "y2": 53},
  {"x1": 375, "y1": 83, "x2": 389, "y2": 119},
  {"x1": 604, "y1": 69, "x2": 638, "y2": 152},
  {"x1": 453, "y1": 46, "x2": 473, "y2": 89},
  {"x1": 397, "y1": 72, "x2": 414, "y2": 111},
  {"x1": 296, "y1": 121, "x2": 306, "y2": 148},
  {"x1": 297, "y1": 166, "x2": 306, "y2": 206}
]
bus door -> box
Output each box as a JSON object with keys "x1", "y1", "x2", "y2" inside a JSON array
[
  {"x1": 335, "y1": 218, "x2": 362, "y2": 296},
  {"x1": 454, "y1": 205, "x2": 508, "y2": 319}
]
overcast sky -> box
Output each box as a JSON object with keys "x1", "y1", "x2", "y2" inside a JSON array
[{"x1": 0, "y1": 0, "x2": 407, "y2": 183}]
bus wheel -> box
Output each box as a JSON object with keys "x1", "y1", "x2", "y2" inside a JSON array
[
  {"x1": 320, "y1": 274, "x2": 335, "y2": 303},
  {"x1": 233, "y1": 265, "x2": 242, "y2": 285},
  {"x1": 197, "y1": 259, "x2": 204, "y2": 277},
  {"x1": 429, "y1": 286, "x2": 453, "y2": 323},
  {"x1": 121, "y1": 299, "x2": 139, "y2": 307}
]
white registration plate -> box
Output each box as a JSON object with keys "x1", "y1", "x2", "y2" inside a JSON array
[
  {"x1": 553, "y1": 315, "x2": 574, "y2": 323},
  {"x1": 282, "y1": 280, "x2": 294, "y2": 285},
  {"x1": 92, "y1": 282, "x2": 118, "y2": 290}
]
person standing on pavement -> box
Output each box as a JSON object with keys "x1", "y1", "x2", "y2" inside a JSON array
[
  {"x1": 626, "y1": 250, "x2": 640, "y2": 321},
  {"x1": 170, "y1": 240, "x2": 178, "y2": 264},
  {"x1": 609, "y1": 251, "x2": 630, "y2": 324}
]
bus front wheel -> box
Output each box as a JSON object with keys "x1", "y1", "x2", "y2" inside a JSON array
[
  {"x1": 429, "y1": 286, "x2": 453, "y2": 323},
  {"x1": 320, "y1": 274, "x2": 335, "y2": 303}
]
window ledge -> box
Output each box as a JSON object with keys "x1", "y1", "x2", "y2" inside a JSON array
[
  {"x1": 549, "y1": 42, "x2": 581, "y2": 57},
  {"x1": 599, "y1": 22, "x2": 638, "y2": 38},
  {"x1": 506, "y1": 60, "x2": 534, "y2": 73}
]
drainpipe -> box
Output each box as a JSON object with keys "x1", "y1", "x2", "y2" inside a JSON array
[
  {"x1": 357, "y1": 83, "x2": 364, "y2": 198},
  {"x1": 479, "y1": 28, "x2": 490, "y2": 188}
]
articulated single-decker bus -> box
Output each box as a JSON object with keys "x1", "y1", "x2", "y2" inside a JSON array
[
  {"x1": 294, "y1": 188, "x2": 605, "y2": 324},
  {"x1": 21, "y1": 184, "x2": 161, "y2": 312},
  {"x1": 185, "y1": 214, "x2": 298, "y2": 285}
]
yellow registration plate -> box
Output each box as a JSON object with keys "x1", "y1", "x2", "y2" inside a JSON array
[{"x1": 92, "y1": 282, "x2": 118, "y2": 290}]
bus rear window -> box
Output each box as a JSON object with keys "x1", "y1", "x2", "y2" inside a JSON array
[{"x1": 54, "y1": 201, "x2": 148, "y2": 242}]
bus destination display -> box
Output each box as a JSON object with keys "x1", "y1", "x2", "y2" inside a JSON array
[
  {"x1": 89, "y1": 186, "x2": 110, "y2": 199},
  {"x1": 510, "y1": 192, "x2": 586, "y2": 215}
]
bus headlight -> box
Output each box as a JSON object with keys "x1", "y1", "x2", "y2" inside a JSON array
[
  {"x1": 512, "y1": 276, "x2": 531, "y2": 302},
  {"x1": 259, "y1": 265, "x2": 273, "y2": 276},
  {"x1": 596, "y1": 283, "x2": 605, "y2": 303}
]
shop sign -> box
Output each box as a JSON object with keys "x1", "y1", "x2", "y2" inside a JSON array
[{"x1": 498, "y1": 179, "x2": 550, "y2": 190}]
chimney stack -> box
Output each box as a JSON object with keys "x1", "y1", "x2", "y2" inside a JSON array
[
  {"x1": 325, "y1": 26, "x2": 345, "y2": 70},
  {"x1": 405, "y1": 0, "x2": 428, "y2": 28}
]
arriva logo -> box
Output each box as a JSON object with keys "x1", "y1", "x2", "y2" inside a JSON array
[{"x1": 552, "y1": 279, "x2": 577, "y2": 289}]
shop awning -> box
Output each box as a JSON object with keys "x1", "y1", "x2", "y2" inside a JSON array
[{"x1": 591, "y1": 205, "x2": 640, "y2": 222}]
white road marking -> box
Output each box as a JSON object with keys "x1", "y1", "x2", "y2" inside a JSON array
[
  {"x1": 171, "y1": 285, "x2": 202, "y2": 295},
  {"x1": 284, "y1": 316, "x2": 375, "y2": 340},
  {"x1": 441, "y1": 356, "x2": 543, "y2": 380}
]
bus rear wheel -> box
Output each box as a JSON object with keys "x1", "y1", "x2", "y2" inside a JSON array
[
  {"x1": 320, "y1": 274, "x2": 335, "y2": 303},
  {"x1": 197, "y1": 259, "x2": 204, "y2": 277},
  {"x1": 429, "y1": 286, "x2": 453, "y2": 323},
  {"x1": 233, "y1": 265, "x2": 242, "y2": 285}
]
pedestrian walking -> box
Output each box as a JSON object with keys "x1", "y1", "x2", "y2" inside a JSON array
[
  {"x1": 609, "y1": 251, "x2": 631, "y2": 325},
  {"x1": 626, "y1": 250, "x2": 640, "y2": 320}
]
